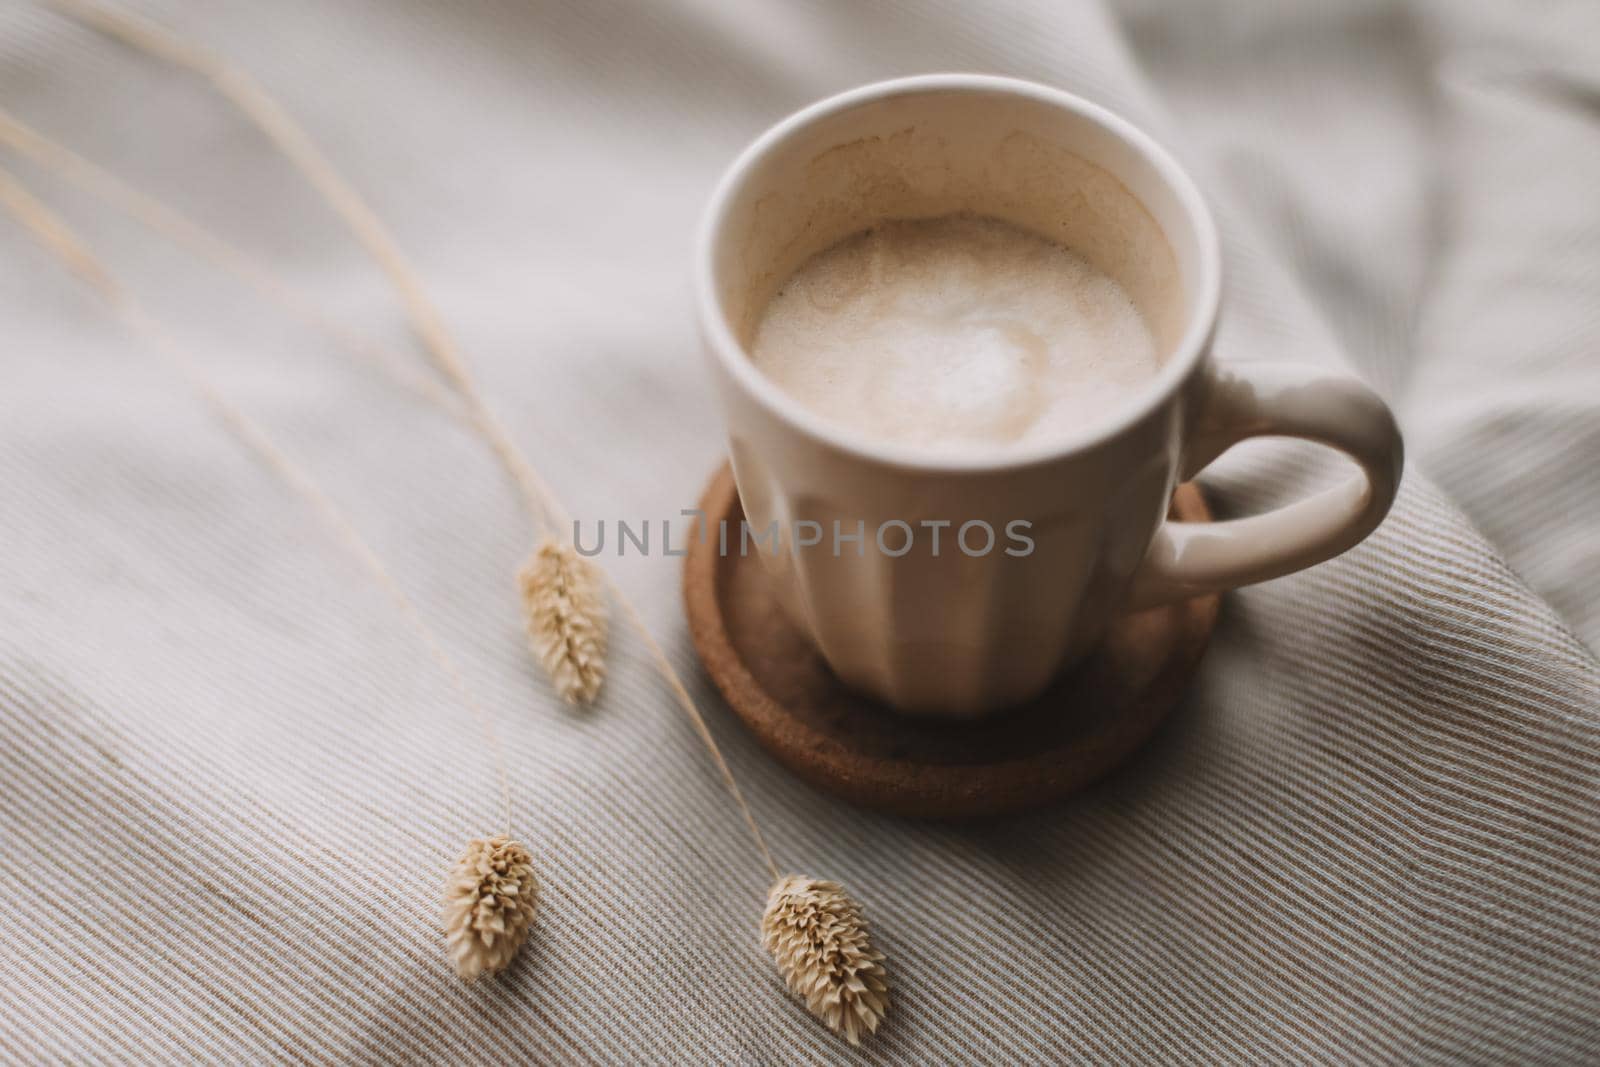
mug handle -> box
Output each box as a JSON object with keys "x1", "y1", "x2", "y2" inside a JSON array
[{"x1": 1128, "y1": 361, "x2": 1404, "y2": 610}]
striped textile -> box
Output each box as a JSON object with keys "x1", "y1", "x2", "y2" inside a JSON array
[{"x1": 1, "y1": 0, "x2": 1596, "y2": 1061}]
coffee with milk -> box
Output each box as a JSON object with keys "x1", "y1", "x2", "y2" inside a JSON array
[{"x1": 750, "y1": 213, "x2": 1162, "y2": 454}]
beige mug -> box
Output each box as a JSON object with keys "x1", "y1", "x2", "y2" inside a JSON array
[{"x1": 694, "y1": 75, "x2": 1402, "y2": 718}]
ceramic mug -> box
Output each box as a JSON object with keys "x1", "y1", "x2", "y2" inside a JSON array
[{"x1": 694, "y1": 74, "x2": 1402, "y2": 718}]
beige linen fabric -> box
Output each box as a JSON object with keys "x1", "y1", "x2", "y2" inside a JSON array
[{"x1": 1, "y1": 0, "x2": 1597, "y2": 1062}]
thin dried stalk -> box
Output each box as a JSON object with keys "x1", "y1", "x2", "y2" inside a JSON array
[
  {"x1": 443, "y1": 835, "x2": 539, "y2": 980},
  {"x1": 518, "y1": 540, "x2": 607, "y2": 705},
  {"x1": 0, "y1": 165, "x2": 529, "y2": 981},
  {"x1": 48, "y1": 0, "x2": 606, "y2": 701},
  {"x1": 762, "y1": 875, "x2": 890, "y2": 1045},
  {"x1": 0, "y1": 104, "x2": 466, "y2": 419}
]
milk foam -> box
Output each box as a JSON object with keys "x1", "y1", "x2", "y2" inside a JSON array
[{"x1": 750, "y1": 215, "x2": 1162, "y2": 452}]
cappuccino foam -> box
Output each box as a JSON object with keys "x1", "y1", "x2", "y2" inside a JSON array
[{"x1": 751, "y1": 214, "x2": 1162, "y2": 452}]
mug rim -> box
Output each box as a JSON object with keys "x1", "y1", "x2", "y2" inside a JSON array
[{"x1": 693, "y1": 73, "x2": 1223, "y2": 475}]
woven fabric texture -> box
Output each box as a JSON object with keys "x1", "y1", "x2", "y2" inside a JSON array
[{"x1": 1, "y1": 0, "x2": 1597, "y2": 1061}]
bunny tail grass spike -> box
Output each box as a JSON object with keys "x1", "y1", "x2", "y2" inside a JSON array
[
  {"x1": 762, "y1": 876, "x2": 890, "y2": 1046},
  {"x1": 518, "y1": 540, "x2": 607, "y2": 704},
  {"x1": 47, "y1": 0, "x2": 609, "y2": 703},
  {"x1": 0, "y1": 166, "x2": 533, "y2": 982},
  {"x1": 443, "y1": 835, "x2": 539, "y2": 980},
  {"x1": 611, "y1": 585, "x2": 894, "y2": 1040}
]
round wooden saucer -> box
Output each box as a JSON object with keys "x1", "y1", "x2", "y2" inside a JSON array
[{"x1": 682, "y1": 464, "x2": 1220, "y2": 818}]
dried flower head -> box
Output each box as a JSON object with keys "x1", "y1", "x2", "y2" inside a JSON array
[
  {"x1": 762, "y1": 875, "x2": 889, "y2": 1045},
  {"x1": 518, "y1": 539, "x2": 607, "y2": 704},
  {"x1": 442, "y1": 835, "x2": 538, "y2": 980}
]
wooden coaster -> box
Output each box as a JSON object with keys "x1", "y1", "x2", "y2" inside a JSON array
[{"x1": 683, "y1": 464, "x2": 1220, "y2": 819}]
